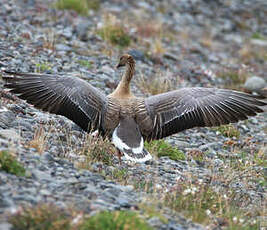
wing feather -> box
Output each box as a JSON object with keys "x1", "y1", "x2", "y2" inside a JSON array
[
  {"x1": 3, "y1": 71, "x2": 107, "y2": 133},
  {"x1": 144, "y1": 87, "x2": 266, "y2": 140}
]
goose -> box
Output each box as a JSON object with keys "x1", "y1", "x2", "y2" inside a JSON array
[{"x1": 2, "y1": 54, "x2": 266, "y2": 162}]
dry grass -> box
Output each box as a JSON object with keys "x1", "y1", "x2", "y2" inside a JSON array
[
  {"x1": 74, "y1": 133, "x2": 116, "y2": 168},
  {"x1": 239, "y1": 43, "x2": 267, "y2": 63},
  {"x1": 42, "y1": 30, "x2": 57, "y2": 51},
  {"x1": 136, "y1": 70, "x2": 179, "y2": 95},
  {"x1": 164, "y1": 180, "x2": 262, "y2": 229},
  {"x1": 27, "y1": 126, "x2": 48, "y2": 154},
  {"x1": 213, "y1": 124, "x2": 240, "y2": 139},
  {"x1": 8, "y1": 204, "x2": 75, "y2": 230},
  {"x1": 200, "y1": 32, "x2": 214, "y2": 49},
  {"x1": 8, "y1": 203, "x2": 153, "y2": 230},
  {"x1": 216, "y1": 66, "x2": 249, "y2": 89},
  {"x1": 132, "y1": 19, "x2": 167, "y2": 56},
  {"x1": 151, "y1": 38, "x2": 165, "y2": 56},
  {"x1": 135, "y1": 21, "x2": 163, "y2": 38},
  {"x1": 97, "y1": 14, "x2": 131, "y2": 48}
]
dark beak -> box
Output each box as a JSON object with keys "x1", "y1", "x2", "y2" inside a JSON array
[{"x1": 116, "y1": 63, "x2": 123, "y2": 69}]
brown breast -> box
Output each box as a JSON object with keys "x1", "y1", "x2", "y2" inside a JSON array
[{"x1": 104, "y1": 97, "x2": 154, "y2": 138}]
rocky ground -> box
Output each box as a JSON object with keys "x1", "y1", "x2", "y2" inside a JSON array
[{"x1": 0, "y1": 0, "x2": 266, "y2": 229}]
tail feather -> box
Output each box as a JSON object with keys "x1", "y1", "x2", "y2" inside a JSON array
[{"x1": 112, "y1": 117, "x2": 152, "y2": 163}]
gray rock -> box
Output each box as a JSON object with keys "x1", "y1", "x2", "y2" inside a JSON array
[
  {"x1": 0, "y1": 223, "x2": 12, "y2": 230},
  {"x1": 55, "y1": 44, "x2": 72, "y2": 52},
  {"x1": 147, "y1": 216, "x2": 164, "y2": 228},
  {"x1": 75, "y1": 21, "x2": 92, "y2": 41},
  {"x1": 0, "y1": 129, "x2": 20, "y2": 141},
  {"x1": 244, "y1": 76, "x2": 266, "y2": 92},
  {"x1": 250, "y1": 39, "x2": 267, "y2": 47},
  {"x1": 128, "y1": 50, "x2": 145, "y2": 62},
  {"x1": 199, "y1": 142, "x2": 219, "y2": 151},
  {"x1": 0, "y1": 111, "x2": 16, "y2": 128}
]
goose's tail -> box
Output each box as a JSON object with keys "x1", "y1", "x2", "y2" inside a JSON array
[{"x1": 111, "y1": 117, "x2": 152, "y2": 163}]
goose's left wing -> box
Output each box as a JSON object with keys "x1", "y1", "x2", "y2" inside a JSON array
[{"x1": 2, "y1": 71, "x2": 107, "y2": 133}]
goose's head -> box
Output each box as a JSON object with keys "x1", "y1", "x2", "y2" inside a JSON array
[{"x1": 116, "y1": 54, "x2": 135, "y2": 69}]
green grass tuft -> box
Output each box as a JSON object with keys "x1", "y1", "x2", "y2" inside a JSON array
[
  {"x1": 77, "y1": 60, "x2": 93, "y2": 69},
  {"x1": 80, "y1": 211, "x2": 153, "y2": 230},
  {"x1": 55, "y1": 0, "x2": 100, "y2": 16},
  {"x1": 35, "y1": 62, "x2": 51, "y2": 73},
  {"x1": 97, "y1": 14, "x2": 130, "y2": 48},
  {"x1": 0, "y1": 151, "x2": 25, "y2": 176},
  {"x1": 98, "y1": 26, "x2": 131, "y2": 47},
  {"x1": 145, "y1": 140, "x2": 185, "y2": 161},
  {"x1": 8, "y1": 204, "x2": 72, "y2": 230},
  {"x1": 251, "y1": 32, "x2": 266, "y2": 40},
  {"x1": 214, "y1": 124, "x2": 240, "y2": 138},
  {"x1": 109, "y1": 168, "x2": 129, "y2": 182}
]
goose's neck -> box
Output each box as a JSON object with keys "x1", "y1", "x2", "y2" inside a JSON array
[{"x1": 111, "y1": 61, "x2": 135, "y2": 98}]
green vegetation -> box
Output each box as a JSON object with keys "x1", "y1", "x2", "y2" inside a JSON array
[
  {"x1": 0, "y1": 150, "x2": 25, "y2": 176},
  {"x1": 98, "y1": 26, "x2": 131, "y2": 47},
  {"x1": 35, "y1": 62, "x2": 51, "y2": 73},
  {"x1": 97, "y1": 15, "x2": 130, "y2": 48},
  {"x1": 9, "y1": 203, "x2": 154, "y2": 230},
  {"x1": 164, "y1": 183, "x2": 260, "y2": 228},
  {"x1": 134, "y1": 179, "x2": 154, "y2": 193},
  {"x1": 77, "y1": 60, "x2": 93, "y2": 69},
  {"x1": 145, "y1": 140, "x2": 185, "y2": 161},
  {"x1": 8, "y1": 204, "x2": 72, "y2": 230},
  {"x1": 109, "y1": 168, "x2": 129, "y2": 183},
  {"x1": 80, "y1": 211, "x2": 153, "y2": 230},
  {"x1": 55, "y1": 0, "x2": 100, "y2": 15},
  {"x1": 214, "y1": 124, "x2": 240, "y2": 138},
  {"x1": 251, "y1": 32, "x2": 266, "y2": 40},
  {"x1": 86, "y1": 0, "x2": 101, "y2": 11}
]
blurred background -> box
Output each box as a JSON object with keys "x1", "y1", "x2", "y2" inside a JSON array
[{"x1": 0, "y1": 1, "x2": 266, "y2": 230}]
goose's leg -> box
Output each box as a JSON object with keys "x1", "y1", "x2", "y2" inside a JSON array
[{"x1": 116, "y1": 149, "x2": 122, "y2": 164}]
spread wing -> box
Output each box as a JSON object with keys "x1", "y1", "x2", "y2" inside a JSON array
[
  {"x1": 144, "y1": 87, "x2": 266, "y2": 140},
  {"x1": 2, "y1": 71, "x2": 107, "y2": 133}
]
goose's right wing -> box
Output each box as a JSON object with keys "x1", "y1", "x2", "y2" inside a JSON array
[
  {"x1": 144, "y1": 87, "x2": 266, "y2": 140},
  {"x1": 3, "y1": 71, "x2": 107, "y2": 133}
]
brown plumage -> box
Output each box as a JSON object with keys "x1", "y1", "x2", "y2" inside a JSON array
[{"x1": 2, "y1": 54, "x2": 267, "y2": 162}]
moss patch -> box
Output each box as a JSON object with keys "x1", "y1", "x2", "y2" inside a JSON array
[
  {"x1": 145, "y1": 140, "x2": 185, "y2": 161},
  {"x1": 0, "y1": 150, "x2": 25, "y2": 176}
]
